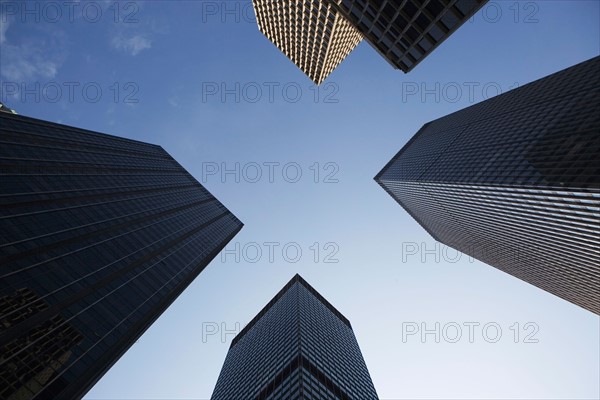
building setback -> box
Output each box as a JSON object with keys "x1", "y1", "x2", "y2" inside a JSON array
[
  {"x1": 329, "y1": 0, "x2": 487, "y2": 72},
  {"x1": 253, "y1": 0, "x2": 363, "y2": 84},
  {"x1": 211, "y1": 274, "x2": 379, "y2": 399},
  {"x1": 376, "y1": 56, "x2": 600, "y2": 315},
  {"x1": 0, "y1": 111, "x2": 243, "y2": 399}
]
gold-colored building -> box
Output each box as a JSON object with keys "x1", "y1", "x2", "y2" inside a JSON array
[{"x1": 253, "y1": 0, "x2": 363, "y2": 85}]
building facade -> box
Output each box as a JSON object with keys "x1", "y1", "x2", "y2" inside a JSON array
[
  {"x1": 0, "y1": 111, "x2": 243, "y2": 399},
  {"x1": 376, "y1": 56, "x2": 600, "y2": 314},
  {"x1": 252, "y1": 0, "x2": 487, "y2": 80},
  {"x1": 253, "y1": 0, "x2": 363, "y2": 84},
  {"x1": 329, "y1": 0, "x2": 487, "y2": 71},
  {"x1": 211, "y1": 274, "x2": 379, "y2": 399}
]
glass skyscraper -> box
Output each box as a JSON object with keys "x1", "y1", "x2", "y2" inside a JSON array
[
  {"x1": 376, "y1": 56, "x2": 599, "y2": 315},
  {"x1": 0, "y1": 111, "x2": 243, "y2": 399},
  {"x1": 211, "y1": 274, "x2": 379, "y2": 399},
  {"x1": 329, "y1": 0, "x2": 488, "y2": 71}
]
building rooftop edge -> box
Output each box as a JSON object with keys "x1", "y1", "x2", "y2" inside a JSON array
[
  {"x1": 229, "y1": 274, "x2": 352, "y2": 349},
  {"x1": 0, "y1": 108, "x2": 163, "y2": 149}
]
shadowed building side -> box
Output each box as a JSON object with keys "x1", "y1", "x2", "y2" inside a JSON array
[
  {"x1": 211, "y1": 274, "x2": 379, "y2": 399},
  {"x1": 329, "y1": 0, "x2": 488, "y2": 72},
  {"x1": 0, "y1": 111, "x2": 243, "y2": 399},
  {"x1": 376, "y1": 56, "x2": 600, "y2": 314}
]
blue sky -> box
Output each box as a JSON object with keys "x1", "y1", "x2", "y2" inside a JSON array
[{"x1": 1, "y1": 0, "x2": 599, "y2": 398}]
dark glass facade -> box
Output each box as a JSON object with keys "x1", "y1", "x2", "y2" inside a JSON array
[
  {"x1": 330, "y1": 0, "x2": 487, "y2": 71},
  {"x1": 0, "y1": 112, "x2": 243, "y2": 399},
  {"x1": 211, "y1": 274, "x2": 379, "y2": 399},
  {"x1": 376, "y1": 56, "x2": 600, "y2": 314}
]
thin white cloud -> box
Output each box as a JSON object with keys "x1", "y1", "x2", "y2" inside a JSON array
[
  {"x1": 0, "y1": 21, "x2": 66, "y2": 82},
  {"x1": 1, "y1": 50, "x2": 58, "y2": 81},
  {"x1": 111, "y1": 34, "x2": 152, "y2": 56},
  {"x1": 0, "y1": 19, "x2": 8, "y2": 44}
]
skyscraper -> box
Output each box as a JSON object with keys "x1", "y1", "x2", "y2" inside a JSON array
[
  {"x1": 211, "y1": 274, "x2": 379, "y2": 399},
  {"x1": 329, "y1": 0, "x2": 488, "y2": 71},
  {"x1": 0, "y1": 111, "x2": 243, "y2": 399},
  {"x1": 253, "y1": 0, "x2": 363, "y2": 84},
  {"x1": 376, "y1": 56, "x2": 600, "y2": 315},
  {"x1": 252, "y1": 0, "x2": 487, "y2": 81}
]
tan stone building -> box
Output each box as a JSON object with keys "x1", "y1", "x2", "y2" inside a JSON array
[{"x1": 253, "y1": 0, "x2": 363, "y2": 84}]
